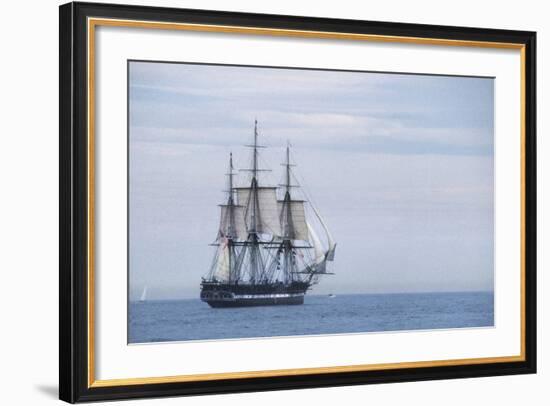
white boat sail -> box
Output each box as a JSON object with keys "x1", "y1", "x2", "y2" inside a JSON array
[
  {"x1": 200, "y1": 121, "x2": 336, "y2": 307},
  {"x1": 139, "y1": 286, "x2": 148, "y2": 302}
]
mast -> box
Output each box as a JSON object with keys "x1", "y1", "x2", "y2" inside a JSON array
[
  {"x1": 211, "y1": 153, "x2": 239, "y2": 283},
  {"x1": 226, "y1": 153, "x2": 234, "y2": 281},
  {"x1": 249, "y1": 121, "x2": 258, "y2": 281},
  {"x1": 285, "y1": 142, "x2": 291, "y2": 194},
  {"x1": 281, "y1": 142, "x2": 296, "y2": 283},
  {"x1": 282, "y1": 142, "x2": 294, "y2": 238},
  {"x1": 244, "y1": 119, "x2": 265, "y2": 283},
  {"x1": 228, "y1": 152, "x2": 234, "y2": 202},
  {"x1": 250, "y1": 120, "x2": 259, "y2": 233}
]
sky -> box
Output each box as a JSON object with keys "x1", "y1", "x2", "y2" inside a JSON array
[{"x1": 128, "y1": 61, "x2": 494, "y2": 300}]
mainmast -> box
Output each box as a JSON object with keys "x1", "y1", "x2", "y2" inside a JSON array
[
  {"x1": 249, "y1": 121, "x2": 259, "y2": 281},
  {"x1": 228, "y1": 152, "x2": 234, "y2": 202},
  {"x1": 250, "y1": 120, "x2": 259, "y2": 233},
  {"x1": 280, "y1": 142, "x2": 297, "y2": 283},
  {"x1": 226, "y1": 153, "x2": 235, "y2": 282},
  {"x1": 243, "y1": 119, "x2": 268, "y2": 282},
  {"x1": 226, "y1": 152, "x2": 236, "y2": 237},
  {"x1": 281, "y1": 142, "x2": 295, "y2": 238},
  {"x1": 253, "y1": 121, "x2": 258, "y2": 177}
]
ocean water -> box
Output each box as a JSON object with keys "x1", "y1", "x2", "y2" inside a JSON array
[{"x1": 128, "y1": 292, "x2": 493, "y2": 344}]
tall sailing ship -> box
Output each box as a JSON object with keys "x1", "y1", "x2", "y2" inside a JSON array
[{"x1": 200, "y1": 121, "x2": 336, "y2": 307}]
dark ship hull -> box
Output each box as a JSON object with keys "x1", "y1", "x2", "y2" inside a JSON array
[{"x1": 200, "y1": 281, "x2": 310, "y2": 308}]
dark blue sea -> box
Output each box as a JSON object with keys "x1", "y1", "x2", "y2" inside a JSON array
[{"x1": 128, "y1": 292, "x2": 493, "y2": 343}]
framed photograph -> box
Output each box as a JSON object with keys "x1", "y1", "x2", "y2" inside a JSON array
[{"x1": 59, "y1": 1, "x2": 536, "y2": 403}]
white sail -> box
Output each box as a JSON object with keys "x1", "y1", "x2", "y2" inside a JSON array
[
  {"x1": 278, "y1": 200, "x2": 308, "y2": 241},
  {"x1": 139, "y1": 286, "x2": 147, "y2": 302},
  {"x1": 236, "y1": 187, "x2": 281, "y2": 236},
  {"x1": 307, "y1": 222, "x2": 325, "y2": 264},
  {"x1": 214, "y1": 240, "x2": 231, "y2": 282},
  {"x1": 310, "y1": 203, "x2": 336, "y2": 261},
  {"x1": 219, "y1": 205, "x2": 247, "y2": 241}
]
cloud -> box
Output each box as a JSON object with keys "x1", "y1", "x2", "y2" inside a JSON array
[
  {"x1": 127, "y1": 60, "x2": 495, "y2": 299},
  {"x1": 129, "y1": 61, "x2": 493, "y2": 156}
]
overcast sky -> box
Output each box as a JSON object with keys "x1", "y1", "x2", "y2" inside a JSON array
[{"x1": 128, "y1": 61, "x2": 494, "y2": 300}]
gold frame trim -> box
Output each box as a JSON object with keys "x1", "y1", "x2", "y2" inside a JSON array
[{"x1": 87, "y1": 17, "x2": 527, "y2": 388}]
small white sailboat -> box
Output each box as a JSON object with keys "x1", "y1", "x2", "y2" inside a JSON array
[{"x1": 139, "y1": 286, "x2": 148, "y2": 302}]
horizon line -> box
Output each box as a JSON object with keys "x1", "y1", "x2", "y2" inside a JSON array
[{"x1": 130, "y1": 289, "x2": 494, "y2": 302}]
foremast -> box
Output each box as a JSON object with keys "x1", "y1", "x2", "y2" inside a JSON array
[{"x1": 208, "y1": 153, "x2": 240, "y2": 283}]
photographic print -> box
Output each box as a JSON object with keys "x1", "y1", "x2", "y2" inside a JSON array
[
  {"x1": 128, "y1": 61, "x2": 495, "y2": 344},
  {"x1": 60, "y1": 5, "x2": 536, "y2": 401}
]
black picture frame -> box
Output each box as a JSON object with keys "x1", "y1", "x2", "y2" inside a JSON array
[{"x1": 59, "y1": 1, "x2": 537, "y2": 403}]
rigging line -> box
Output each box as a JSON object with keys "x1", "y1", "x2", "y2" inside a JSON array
[
  {"x1": 258, "y1": 243, "x2": 278, "y2": 281},
  {"x1": 284, "y1": 150, "x2": 317, "y2": 210},
  {"x1": 233, "y1": 241, "x2": 247, "y2": 281},
  {"x1": 288, "y1": 148, "x2": 323, "y2": 218},
  {"x1": 208, "y1": 244, "x2": 222, "y2": 279},
  {"x1": 256, "y1": 152, "x2": 278, "y2": 185},
  {"x1": 255, "y1": 243, "x2": 269, "y2": 282},
  {"x1": 286, "y1": 150, "x2": 332, "y2": 253},
  {"x1": 262, "y1": 240, "x2": 279, "y2": 264}
]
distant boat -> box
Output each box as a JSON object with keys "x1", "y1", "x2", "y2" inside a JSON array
[
  {"x1": 139, "y1": 286, "x2": 148, "y2": 302},
  {"x1": 328, "y1": 294, "x2": 336, "y2": 298}
]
